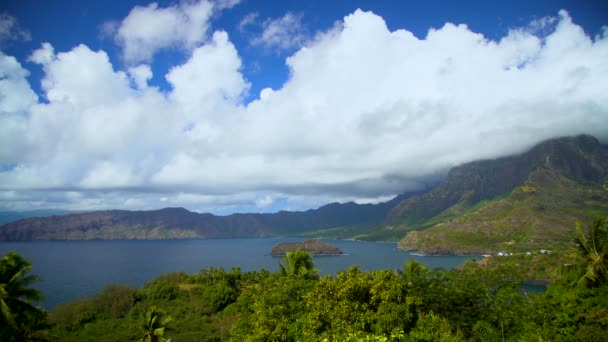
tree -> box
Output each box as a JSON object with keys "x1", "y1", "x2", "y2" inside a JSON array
[
  {"x1": 140, "y1": 306, "x2": 172, "y2": 342},
  {"x1": 399, "y1": 258, "x2": 428, "y2": 285},
  {"x1": 279, "y1": 250, "x2": 318, "y2": 279},
  {"x1": 300, "y1": 267, "x2": 419, "y2": 340},
  {"x1": 573, "y1": 217, "x2": 608, "y2": 288},
  {"x1": 229, "y1": 274, "x2": 315, "y2": 341},
  {"x1": 0, "y1": 251, "x2": 48, "y2": 341},
  {"x1": 409, "y1": 311, "x2": 464, "y2": 342}
]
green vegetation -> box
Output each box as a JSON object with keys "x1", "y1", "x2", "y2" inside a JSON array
[
  {"x1": 140, "y1": 306, "x2": 172, "y2": 342},
  {"x1": 399, "y1": 169, "x2": 608, "y2": 254},
  {"x1": 0, "y1": 252, "x2": 49, "y2": 341},
  {"x1": 292, "y1": 222, "x2": 411, "y2": 242},
  {"x1": 574, "y1": 218, "x2": 608, "y2": 288},
  {"x1": 2, "y1": 218, "x2": 607, "y2": 341},
  {"x1": 472, "y1": 249, "x2": 578, "y2": 283},
  {"x1": 279, "y1": 249, "x2": 319, "y2": 279}
]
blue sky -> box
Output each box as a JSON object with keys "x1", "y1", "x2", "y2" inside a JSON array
[
  {"x1": 4, "y1": 1, "x2": 607, "y2": 103},
  {"x1": 0, "y1": 0, "x2": 607, "y2": 214}
]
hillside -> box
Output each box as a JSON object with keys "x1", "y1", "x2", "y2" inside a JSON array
[
  {"x1": 388, "y1": 135, "x2": 607, "y2": 224},
  {"x1": 396, "y1": 135, "x2": 608, "y2": 254}
]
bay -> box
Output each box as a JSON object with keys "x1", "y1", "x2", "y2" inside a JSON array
[{"x1": 0, "y1": 238, "x2": 475, "y2": 309}]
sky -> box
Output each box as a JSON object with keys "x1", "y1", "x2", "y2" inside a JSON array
[{"x1": 0, "y1": 0, "x2": 607, "y2": 215}]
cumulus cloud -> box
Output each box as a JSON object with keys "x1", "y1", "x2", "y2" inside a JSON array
[
  {"x1": 0, "y1": 9, "x2": 607, "y2": 213},
  {"x1": 128, "y1": 64, "x2": 153, "y2": 89},
  {"x1": 0, "y1": 52, "x2": 38, "y2": 162},
  {"x1": 111, "y1": 0, "x2": 238, "y2": 63}
]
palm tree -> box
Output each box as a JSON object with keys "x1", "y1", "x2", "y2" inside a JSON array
[
  {"x1": 140, "y1": 306, "x2": 172, "y2": 342},
  {"x1": 399, "y1": 258, "x2": 428, "y2": 285},
  {"x1": 573, "y1": 218, "x2": 608, "y2": 288},
  {"x1": 0, "y1": 251, "x2": 48, "y2": 340},
  {"x1": 279, "y1": 250, "x2": 318, "y2": 279}
]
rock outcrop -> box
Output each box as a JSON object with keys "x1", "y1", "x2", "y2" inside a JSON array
[{"x1": 271, "y1": 239, "x2": 343, "y2": 256}]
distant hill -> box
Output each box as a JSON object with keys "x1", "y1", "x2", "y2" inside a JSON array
[
  {"x1": 1, "y1": 135, "x2": 606, "y2": 252},
  {"x1": 0, "y1": 192, "x2": 415, "y2": 241},
  {"x1": 0, "y1": 210, "x2": 82, "y2": 226}
]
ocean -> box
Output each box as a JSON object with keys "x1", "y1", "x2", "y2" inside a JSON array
[{"x1": 0, "y1": 238, "x2": 476, "y2": 309}]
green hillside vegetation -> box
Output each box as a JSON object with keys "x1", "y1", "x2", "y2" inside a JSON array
[
  {"x1": 386, "y1": 135, "x2": 608, "y2": 254},
  {"x1": 2, "y1": 218, "x2": 607, "y2": 341},
  {"x1": 293, "y1": 222, "x2": 411, "y2": 242},
  {"x1": 399, "y1": 166, "x2": 608, "y2": 255}
]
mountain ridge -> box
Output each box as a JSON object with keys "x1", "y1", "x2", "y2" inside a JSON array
[
  {"x1": 0, "y1": 191, "x2": 418, "y2": 241},
  {"x1": 394, "y1": 135, "x2": 608, "y2": 254},
  {"x1": 1, "y1": 134, "x2": 606, "y2": 247},
  {"x1": 387, "y1": 134, "x2": 607, "y2": 224}
]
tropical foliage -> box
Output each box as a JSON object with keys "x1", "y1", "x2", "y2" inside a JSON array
[
  {"x1": 574, "y1": 217, "x2": 608, "y2": 288},
  {"x1": 4, "y1": 216, "x2": 608, "y2": 341},
  {"x1": 279, "y1": 249, "x2": 319, "y2": 279},
  {"x1": 0, "y1": 251, "x2": 48, "y2": 341},
  {"x1": 140, "y1": 306, "x2": 172, "y2": 342}
]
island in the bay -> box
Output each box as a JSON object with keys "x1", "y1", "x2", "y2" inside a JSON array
[{"x1": 271, "y1": 239, "x2": 343, "y2": 256}]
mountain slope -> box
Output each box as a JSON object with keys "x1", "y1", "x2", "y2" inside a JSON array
[
  {"x1": 395, "y1": 135, "x2": 608, "y2": 254},
  {"x1": 388, "y1": 135, "x2": 607, "y2": 225}
]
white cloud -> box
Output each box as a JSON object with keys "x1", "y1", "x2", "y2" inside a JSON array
[
  {"x1": 214, "y1": 0, "x2": 240, "y2": 10},
  {"x1": 255, "y1": 195, "x2": 274, "y2": 208},
  {"x1": 0, "y1": 52, "x2": 38, "y2": 163},
  {"x1": 113, "y1": 0, "x2": 223, "y2": 63},
  {"x1": 128, "y1": 64, "x2": 153, "y2": 89},
  {"x1": 28, "y1": 42, "x2": 55, "y2": 65},
  {"x1": 166, "y1": 31, "x2": 249, "y2": 112},
  {"x1": 0, "y1": 9, "x2": 607, "y2": 213},
  {"x1": 249, "y1": 12, "x2": 308, "y2": 51},
  {"x1": 32, "y1": 44, "x2": 132, "y2": 107},
  {"x1": 238, "y1": 12, "x2": 258, "y2": 31},
  {"x1": 0, "y1": 53, "x2": 37, "y2": 114}
]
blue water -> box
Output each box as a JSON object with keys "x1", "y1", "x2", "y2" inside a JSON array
[{"x1": 0, "y1": 238, "x2": 475, "y2": 309}]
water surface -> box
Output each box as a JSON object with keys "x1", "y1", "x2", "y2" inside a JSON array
[{"x1": 0, "y1": 238, "x2": 475, "y2": 309}]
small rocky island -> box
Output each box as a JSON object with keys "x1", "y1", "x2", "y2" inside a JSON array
[{"x1": 271, "y1": 239, "x2": 343, "y2": 256}]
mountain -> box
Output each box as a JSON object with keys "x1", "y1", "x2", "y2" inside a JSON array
[
  {"x1": 1, "y1": 135, "x2": 606, "y2": 247},
  {"x1": 395, "y1": 135, "x2": 608, "y2": 254},
  {"x1": 0, "y1": 193, "x2": 415, "y2": 241},
  {"x1": 0, "y1": 210, "x2": 83, "y2": 226}
]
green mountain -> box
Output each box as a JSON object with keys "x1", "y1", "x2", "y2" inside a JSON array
[{"x1": 395, "y1": 135, "x2": 608, "y2": 254}]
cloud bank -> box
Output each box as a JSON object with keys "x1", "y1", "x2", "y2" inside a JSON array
[{"x1": 0, "y1": 7, "x2": 607, "y2": 213}]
